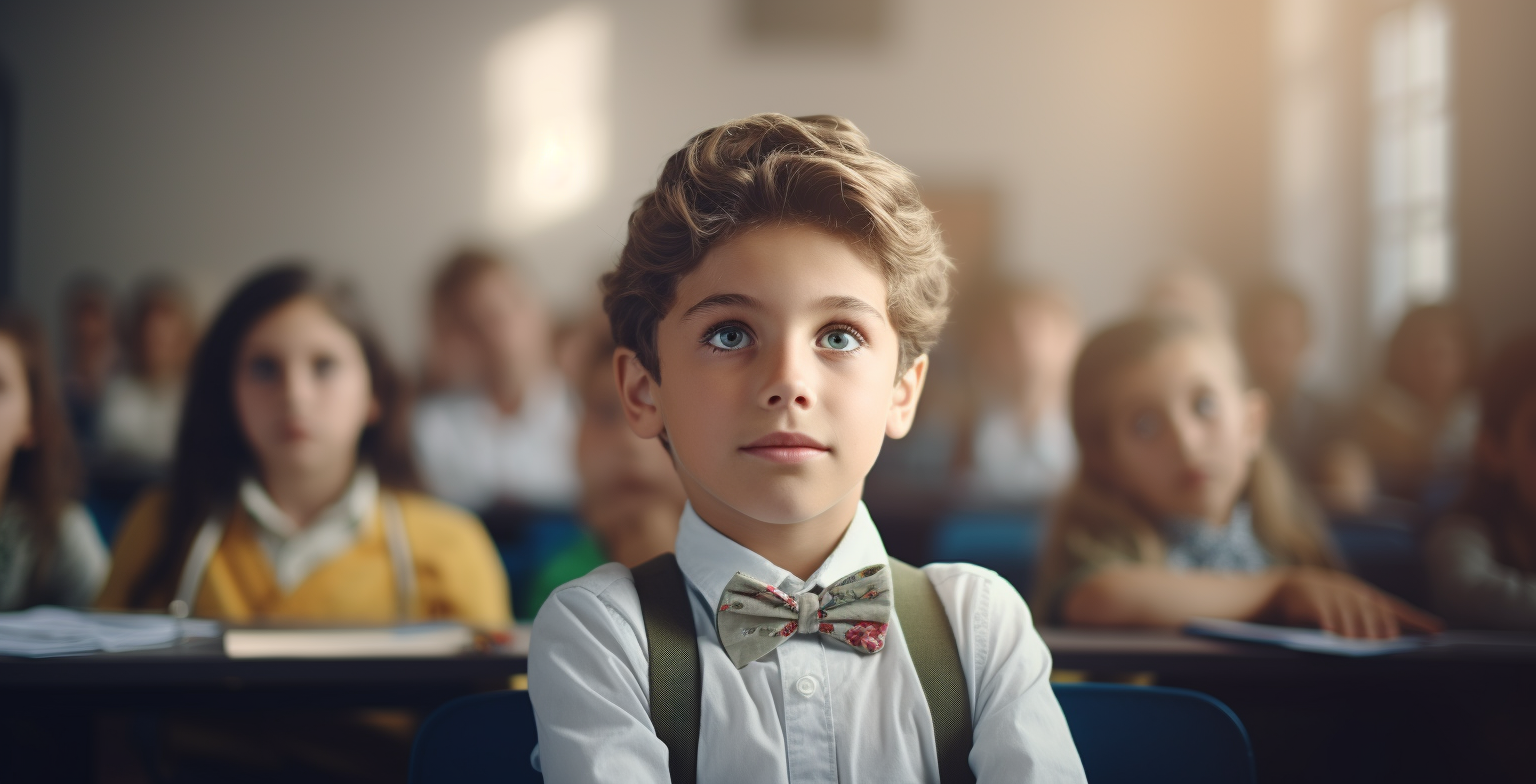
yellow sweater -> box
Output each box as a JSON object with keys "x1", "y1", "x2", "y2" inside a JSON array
[{"x1": 97, "y1": 490, "x2": 510, "y2": 628}]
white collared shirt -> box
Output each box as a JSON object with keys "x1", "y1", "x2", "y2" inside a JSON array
[
  {"x1": 529, "y1": 501, "x2": 1086, "y2": 783},
  {"x1": 239, "y1": 466, "x2": 379, "y2": 592},
  {"x1": 411, "y1": 377, "x2": 580, "y2": 512}
]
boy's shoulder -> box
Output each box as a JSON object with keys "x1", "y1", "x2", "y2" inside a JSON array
[
  {"x1": 536, "y1": 561, "x2": 646, "y2": 627},
  {"x1": 919, "y1": 561, "x2": 1034, "y2": 626}
]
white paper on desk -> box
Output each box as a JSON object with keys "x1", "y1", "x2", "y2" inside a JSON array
[
  {"x1": 1185, "y1": 617, "x2": 1430, "y2": 657},
  {"x1": 0, "y1": 606, "x2": 220, "y2": 658},
  {"x1": 224, "y1": 622, "x2": 475, "y2": 658}
]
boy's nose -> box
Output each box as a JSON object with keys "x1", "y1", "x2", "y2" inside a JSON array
[{"x1": 759, "y1": 347, "x2": 816, "y2": 411}]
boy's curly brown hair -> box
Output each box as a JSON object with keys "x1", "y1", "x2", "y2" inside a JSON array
[{"x1": 602, "y1": 113, "x2": 952, "y2": 381}]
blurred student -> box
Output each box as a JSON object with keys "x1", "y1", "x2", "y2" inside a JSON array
[
  {"x1": 412, "y1": 248, "x2": 579, "y2": 513},
  {"x1": 523, "y1": 314, "x2": 685, "y2": 615},
  {"x1": 1033, "y1": 314, "x2": 1441, "y2": 639},
  {"x1": 58, "y1": 275, "x2": 119, "y2": 453},
  {"x1": 1424, "y1": 333, "x2": 1536, "y2": 630},
  {"x1": 1236, "y1": 282, "x2": 1374, "y2": 512},
  {"x1": 96, "y1": 277, "x2": 197, "y2": 474},
  {"x1": 0, "y1": 307, "x2": 108, "y2": 611},
  {"x1": 1139, "y1": 258, "x2": 1233, "y2": 334},
  {"x1": 97, "y1": 264, "x2": 508, "y2": 627},
  {"x1": 957, "y1": 280, "x2": 1081, "y2": 507},
  {"x1": 1354, "y1": 303, "x2": 1480, "y2": 504}
]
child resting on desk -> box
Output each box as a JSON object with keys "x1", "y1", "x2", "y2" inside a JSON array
[
  {"x1": 1033, "y1": 314, "x2": 1442, "y2": 640},
  {"x1": 0, "y1": 307, "x2": 108, "y2": 611},
  {"x1": 529, "y1": 113, "x2": 1086, "y2": 783},
  {"x1": 1425, "y1": 332, "x2": 1536, "y2": 630},
  {"x1": 97, "y1": 263, "x2": 509, "y2": 628}
]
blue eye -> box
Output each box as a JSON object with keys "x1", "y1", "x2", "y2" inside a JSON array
[
  {"x1": 818, "y1": 329, "x2": 860, "y2": 352},
  {"x1": 706, "y1": 326, "x2": 751, "y2": 351}
]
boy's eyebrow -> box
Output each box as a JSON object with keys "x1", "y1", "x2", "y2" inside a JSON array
[
  {"x1": 819, "y1": 295, "x2": 887, "y2": 324},
  {"x1": 680, "y1": 293, "x2": 761, "y2": 323}
]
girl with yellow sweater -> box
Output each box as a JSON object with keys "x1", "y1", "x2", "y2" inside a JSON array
[{"x1": 98, "y1": 264, "x2": 508, "y2": 628}]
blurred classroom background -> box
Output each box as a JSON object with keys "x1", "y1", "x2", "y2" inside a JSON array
[
  {"x1": 1, "y1": 0, "x2": 1535, "y2": 782},
  {"x1": 3, "y1": 0, "x2": 1531, "y2": 609}
]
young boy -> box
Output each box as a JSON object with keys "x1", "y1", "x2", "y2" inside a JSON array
[{"x1": 529, "y1": 114, "x2": 1085, "y2": 783}]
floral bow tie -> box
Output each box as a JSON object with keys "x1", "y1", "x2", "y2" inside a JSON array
[{"x1": 715, "y1": 564, "x2": 892, "y2": 669}]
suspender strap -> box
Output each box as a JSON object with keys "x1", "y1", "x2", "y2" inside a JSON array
[
  {"x1": 632, "y1": 553, "x2": 700, "y2": 784},
  {"x1": 380, "y1": 493, "x2": 418, "y2": 621},
  {"x1": 889, "y1": 557, "x2": 977, "y2": 784},
  {"x1": 172, "y1": 517, "x2": 227, "y2": 615}
]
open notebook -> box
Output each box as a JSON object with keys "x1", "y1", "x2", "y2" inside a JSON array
[
  {"x1": 1184, "y1": 617, "x2": 1431, "y2": 657},
  {"x1": 0, "y1": 606, "x2": 220, "y2": 657}
]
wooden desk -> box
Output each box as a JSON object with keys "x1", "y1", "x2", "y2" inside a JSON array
[
  {"x1": 1041, "y1": 628, "x2": 1536, "y2": 784},
  {"x1": 0, "y1": 634, "x2": 528, "y2": 711},
  {"x1": 1042, "y1": 627, "x2": 1536, "y2": 682}
]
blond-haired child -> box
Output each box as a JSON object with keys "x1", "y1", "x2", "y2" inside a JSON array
[
  {"x1": 1034, "y1": 314, "x2": 1441, "y2": 639},
  {"x1": 529, "y1": 114, "x2": 1085, "y2": 783}
]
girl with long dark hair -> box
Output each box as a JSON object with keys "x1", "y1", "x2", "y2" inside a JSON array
[{"x1": 97, "y1": 263, "x2": 508, "y2": 626}]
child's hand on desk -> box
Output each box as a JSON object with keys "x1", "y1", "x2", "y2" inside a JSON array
[{"x1": 1266, "y1": 567, "x2": 1443, "y2": 639}]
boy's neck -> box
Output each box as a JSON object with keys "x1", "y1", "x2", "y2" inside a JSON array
[{"x1": 684, "y1": 481, "x2": 863, "y2": 582}]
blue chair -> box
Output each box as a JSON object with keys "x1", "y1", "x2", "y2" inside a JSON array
[
  {"x1": 1053, "y1": 682, "x2": 1256, "y2": 784},
  {"x1": 409, "y1": 690, "x2": 542, "y2": 784},
  {"x1": 929, "y1": 509, "x2": 1044, "y2": 591},
  {"x1": 411, "y1": 683, "x2": 1254, "y2": 784},
  {"x1": 1330, "y1": 516, "x2": 1430, "y2": 607}
]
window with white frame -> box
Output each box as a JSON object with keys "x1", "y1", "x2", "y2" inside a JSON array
[{"x1": 1370, "y1": 0, "x2": 1453, "y2": 333}]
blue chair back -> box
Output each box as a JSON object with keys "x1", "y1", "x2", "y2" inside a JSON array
[
  {"x1": 411, "y1": 683, "x2": 1253, "y2": 784},
  {"x1": 1329, "y1": 516, "x2": 1430, "y2": 606},
  {"x1": 1053, "y1": 683, "x2": 1255, "y2": 784},
  {"x1": 409, "y1": 690, "x2": 542, "y2": 784},
  {"x1": 929, "y1": 509, "x2": 1043, "y2": 591}
]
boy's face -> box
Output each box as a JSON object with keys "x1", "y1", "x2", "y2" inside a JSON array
[
  {"x1": 1102, "y1": 336, "x2": 1266, "y2": 524},
  {"x1": 616, "y1": 223, "x2": 927, "y2": 528}
]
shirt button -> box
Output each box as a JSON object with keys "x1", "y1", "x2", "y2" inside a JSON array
[{"x1": 795, "y1": 675, "x2": 818, "y2": 697}]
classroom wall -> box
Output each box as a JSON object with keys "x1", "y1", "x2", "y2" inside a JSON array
[
  {"x1": 0, "y1": 0, "x2": 1274, "y2": 364},
  {"x1": 1451, "y1": 0, "x2": 1536, "y2": 350}
]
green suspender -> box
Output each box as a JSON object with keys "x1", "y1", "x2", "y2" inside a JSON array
[
  {"x1": 887, "y1": 557, "x2": 977, "y2": 784},
  {"x1": 632, "y1": 553, "x2": 700, "y2": 784},
  {"x1": 632, "y1": 553, "x2": 975, "y2": 784}
]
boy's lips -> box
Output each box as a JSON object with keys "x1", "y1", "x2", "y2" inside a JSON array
[{"x1": 739, "y1": 432, "x2": 830, "y2": 464}]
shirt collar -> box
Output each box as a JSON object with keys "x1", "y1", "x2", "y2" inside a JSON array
[
  {"x1": 1163, "y1": 500, "x2": 1254, "y2": 541},
  {"x1": 673, "y1": 499, "x2": 889, "y2": 604},
  {"x1": 239, "y1": 465, "x2": 379, "y2": 539}
]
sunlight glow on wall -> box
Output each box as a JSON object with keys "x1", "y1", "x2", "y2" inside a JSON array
[
  {"x1": 1371, "y1": 0, "x2": 1452, "y2": 331},
  {"x1": 485, "y1": 5, "x2": 611, "y2": 238}
]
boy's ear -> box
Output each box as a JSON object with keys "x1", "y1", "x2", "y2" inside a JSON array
[
  {"x1": 614, "y1": 348, "x2": 666, "y2": 440},
  {"x1": 886, "y1": 354, "x2": 930, "y2": 439}
]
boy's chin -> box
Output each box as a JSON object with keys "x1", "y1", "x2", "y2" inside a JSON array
[{"x1": 707, "y1": 480, "x2": 861, "y2": 527}]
